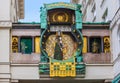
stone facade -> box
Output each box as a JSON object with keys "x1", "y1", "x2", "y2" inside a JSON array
[
  {"x1": 71, "y1": 0, "x2": 120, "y2": 22},
  {"x1": 110, "y1": 8, "x2": 120, "y2": 83},
  {"x1": 71, "y1": 0, "x2": 120, "y2": 82},
  {"x1": 9, "y1": 23, "x2": 113, "y2": 83},
  {"x1": 0, "y1": 0, "x2": 24, "y2": 83}
]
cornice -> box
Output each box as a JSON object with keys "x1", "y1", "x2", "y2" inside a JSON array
[{"x1": 0, "y1": 21, "x2": 12, "y2": 28}]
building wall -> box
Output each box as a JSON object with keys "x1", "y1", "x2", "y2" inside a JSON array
[
  {"x1": 0, "y1": 0, "x2": 11, "y2": 21},
  {"x1": 10, "y1": 64, "x2": 113, "y2": 81},
  {"x1": 0, "y1": 0, "x2": 24, "y2": 22},
  {"x1": 71, "y1": 0, "x2": 120, "y2": 82},
  {"x1": 73, "y1": 0, "x2": 120, "y2": 22},
  {"x1": 0, "y1": 28, "x2": 11, "y2": 83},
  {"x1": 0, "y1": 29, "x2": 10, "y2": 62},
  {"x1": 85, "y1": 64, "x2": 113, "y2": 80},
  {"x1": 10, "y1": 23, "x2": 112, "y2": 83},
  {"x1": 0, "y1": 10, "x2": 11, "y2": 82},
  {"x1": 11, "y1": 65, "x2": 39, "y2": 79},
  {"x1": 10, "y1": 0, "x2": 24, "y2": 22},
  {"x1": 11, "y1": 0, "x2": 18, "y2": 22},
  {"x1": 0, "y1": 0, "x2": 24, "y2": 83},
  {"x1": 110, "y1": 8, "x2": 120, "y2": 82}
]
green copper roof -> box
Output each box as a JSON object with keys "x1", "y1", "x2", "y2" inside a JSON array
[
  {"x1": 44, "y1": 2, "x2": 81, "y2": 10},
  {"x1": 83, "y1": 22, "x2": 110, "y2": 25},
  {"x1": 17, "y1": 22, "x2": 110, "y2": 25},
  {"x1": 17, "y1": 22, "x2": 40, "y2": 24}
]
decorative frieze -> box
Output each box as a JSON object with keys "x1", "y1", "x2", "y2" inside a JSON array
[{"x1": 50, "y1": 25, "x2": 71, "y2": 32}]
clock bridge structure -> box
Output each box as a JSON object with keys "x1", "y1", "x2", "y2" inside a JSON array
[{"x1": 10, "y1": 2, "x2": 113, "y2": 83}]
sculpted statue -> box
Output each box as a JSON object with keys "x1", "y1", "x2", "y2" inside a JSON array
[
  {"x1": 54, "y1": 31, "x2": 63, "y2": 60},
  {"x1": 40, "y1": 7, "x2": 47, "y2": 28},
  {"x1": 40, "y1": 7, "x2": 47, "y2": 23},
  {"x1": 92, "y1": 40, "x2": 99, "y2": 53}
]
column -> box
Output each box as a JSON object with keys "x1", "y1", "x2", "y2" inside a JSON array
[
  {"x1": 32, "y1": 36, "x2": 35, "y2": 53},
  {"x1": 101, "y1": 36, "x2": 104, "y2": 53},
  {"x1": 87, "y1": 36, "x2": 90, "y2": 52},
  {"x1": 0, "y1": 27, "x2": 11, "y2": 83},
  {"x1": 18, "y1": 36, "x2": 21, "y2": 53}
]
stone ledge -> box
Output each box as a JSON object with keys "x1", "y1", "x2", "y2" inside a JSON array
[
  {"x1": 11, "y1": 64, "x2": 39, "y2": 66},
  {"x1": 0, "y1": 79, "x2": 10, "y2": 82},
  {"x1": 0, "y1": 62, "x2": 10, "y2": 65},
  {"x1": 0, "y1": 21, "x2": 12, "y2": 27},
  {"x1": 0, "y1": 73, "x2": 11, "y2": 79}
]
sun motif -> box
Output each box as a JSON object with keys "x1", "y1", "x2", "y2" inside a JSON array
[{"x1": 52, "y1": 12, "x2": 68, "y2": 22}]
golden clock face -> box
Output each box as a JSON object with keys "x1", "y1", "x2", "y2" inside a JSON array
[
  {"x1": 48, "y1": 9, "x2": 73, "y2": 23},
  {"x1": 45, "y1": 34, "x2": 77, "y2": 60},
  {"x1": 52, "y1": 12, "x2": 69, "y2": 22}
]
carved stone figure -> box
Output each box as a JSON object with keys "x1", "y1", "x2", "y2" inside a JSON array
[{"x1": 92, "y1": 40, "x2": 99, "y2": 53}]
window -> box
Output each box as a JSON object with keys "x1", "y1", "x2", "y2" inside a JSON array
[
  {"x1": 91, "y1": 4, "x2": 96, "y2": 19},
  {"x1": 102, "y1": 8, "x2": 108, "y2": 22},
  {"x1": 103, "y1": 37, "x2": 110, "y2": 53},
  {"x1": 35, "y1": 37, "x2": 40, "y2": 53},
  {"x1": 91, "y1": 0, "x2": 95, "y2": 6},
  {"x1": 89, "y1": 37, "x2": 101, "y2": 53},
  {"x1": 88, "y1": 0, "x2": 93, "y2": 5},
  {"x1": 92, "y1": 16, "x2": 96, "y2": 22},
  {"x1": 82, "y1": 0, "x2": 86, "y2": 9},
  {"x1": 20, "y1": 37, "x2": 32, "y2": 54},
  {"x1": 100, "y1": 0, "x2": 106, "y2": 7},
  {"x1": 12, "y1": 36, "x2": 18, "y2": 53},
  {"x1": 12, "y1": 36, "x2": 41, "y2": 54},
  {"x1": 82, "y1": 36, "x2": 87, "y2": 53}
]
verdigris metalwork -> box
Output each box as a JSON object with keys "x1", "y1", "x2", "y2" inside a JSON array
[
  {"x1": 112, "y1": 74, "x2": 120, "y2": 83},
  {"x1": 75, "y1": 11, "x2": 82, "y2": 29},
  {"x1": 40, "y1": 7, "x2": 47, "y2": 29},
  {"x1": 40, "y1": 2, "x2": 85, "y2": 78}
]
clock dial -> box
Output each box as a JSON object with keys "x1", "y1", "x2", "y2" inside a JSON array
[{"x1": 45, "y1": 34, "x2": 77, "y2": 60}]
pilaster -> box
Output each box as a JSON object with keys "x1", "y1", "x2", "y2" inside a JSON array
[{"x1": 0, "y1": 21, "x2": 12, "y2": 83}]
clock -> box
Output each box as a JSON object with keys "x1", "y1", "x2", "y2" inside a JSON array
[
  {"x1": 52, "y1": 12, "x2": 69, "y2": 22},
  {"x1": 45, "y1": 33, "x2": 77, "y2": 60}
]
